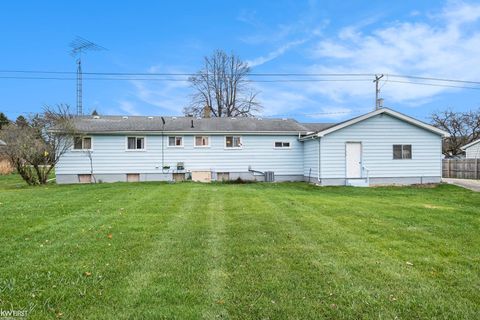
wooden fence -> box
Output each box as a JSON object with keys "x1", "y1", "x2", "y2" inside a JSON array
[{"x1": 442, "y1": 159, "x2": 480, "y2": 179}]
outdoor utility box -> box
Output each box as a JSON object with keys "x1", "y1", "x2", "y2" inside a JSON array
[
  {"x1": 177, "y1": 162, "x2": 184, "y2": 171},
  {"x1": 264, "y1": 171, "x2": 275, "y2": 182}
]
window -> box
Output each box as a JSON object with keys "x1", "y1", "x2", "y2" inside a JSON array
[
  {"x1": 393, "y1": 144, "x2": 412, "y2": 159},
  {"x1": 274, "y1": 142, "x2": 290, "y2": 148},
  {"x1": 168, "y1": 136, "x2": 183, "y2": 147},
  {"x1": 127, "y1": 137, "x2": 145, "y2": 150},
  {"x1": 225, "y1": 136, "x2": 242, "y2": 148},
  {"x1": 73, "y1": 136, "x2": 92, "y2": 150},
  {"x1": 195, "y1": 136, "x2": 209, "y2": 147}
]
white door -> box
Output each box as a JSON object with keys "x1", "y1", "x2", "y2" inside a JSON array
[{"x1": 346, "y1": 142, "x2": 362, "y2": 178}]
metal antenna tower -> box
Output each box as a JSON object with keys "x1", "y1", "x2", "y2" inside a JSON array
[
  {"x1": 373, "y1": 74, "x2": 384, "y2": 110},
  {"x1": 70, "y1": 37, "x2": 106, "y2": 115}
]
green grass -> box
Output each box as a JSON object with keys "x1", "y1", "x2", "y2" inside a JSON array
[{"x1": 0, "y1": 174, "x2": 479, "y2": 319}]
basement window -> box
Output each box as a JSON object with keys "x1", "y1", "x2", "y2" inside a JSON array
[
  {"x1": 195, "y1": 136, "x2": 210, "y2": 147},
  {"x1": 127, "y1": 137, "x2": 145, "y2": 150},
  {"x1": 225, "y1": 136, "x2": 242, "y2": 148},
  {"x1": 73, "y1": 136, "x2": 92, "y2": 150},
  {"x1": 168, "y1": 136, "x2": 183, "y2": 147},
  {"x1": 393, "y1": 144, "x2": 412, "y2": 159},
  {"x1": 274, "y1": 141, "x2": 290, "y2": 148}
]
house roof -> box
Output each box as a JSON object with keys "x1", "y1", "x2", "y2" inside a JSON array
[
  {"x1": 70, "y1": 116, "x2": 319, "y2": 134},
  {"x1": 66, "y1": 108, "x2": 447, "y2": 137},
  {"x1": 461, "y1": 139, "x2": 480, "y2": 150},
  {"x1": 300, "y1": 122, "x2": 337, "y2": 132},
  {"x1": 300, "y1": 108, "x2": 449, "y2": 139}
]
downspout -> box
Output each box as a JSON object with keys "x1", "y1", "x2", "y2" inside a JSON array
[
  {"x1": 161, "y1": 117, "x2": 165, "y2": 170},
  {"x1": 318, "y1": 137, "x2": 321, "y2": 184}
]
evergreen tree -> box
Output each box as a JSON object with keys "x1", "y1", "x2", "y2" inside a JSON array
[
  {"x1": 0, "y1": 112, "x2": 9, "y2": 129},
  {"x1": 15, "y1": 115, "x2": 29, "y2": 127}
]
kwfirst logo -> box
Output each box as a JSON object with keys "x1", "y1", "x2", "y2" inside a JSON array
[{"x1": 0, "y1": 309, "x2": 28, "y2": 319}]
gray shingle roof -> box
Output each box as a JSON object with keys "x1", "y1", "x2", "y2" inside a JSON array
[
  {"x1": 71, "y1": 116, "x2": 333, "y2": 133},
  {"x1": 301, "y1": 122, "x2": 337, "y2": 132}
]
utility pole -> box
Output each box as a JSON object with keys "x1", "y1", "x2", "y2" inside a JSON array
[{"x1": 373, "y1": 74, "x2": 384, "y2": 110}]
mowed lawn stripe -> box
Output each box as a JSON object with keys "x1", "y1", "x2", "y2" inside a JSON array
[
  {"x1": 107, "y1": 184, "x2": 222, "y2": 319},
  {"x1": 1, "y1": 183, "x2": 182, "y2": 318},
  {"x1": 221, "y1": 184, "x2": 320, "y2": 319},
  {"x1": 264, "y1": 185, "x2": 480, "y2": 318}
]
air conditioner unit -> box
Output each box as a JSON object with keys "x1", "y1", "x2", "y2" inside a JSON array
[{"x1": 264, "y1": 171, "x2": 275, "y2": 182}]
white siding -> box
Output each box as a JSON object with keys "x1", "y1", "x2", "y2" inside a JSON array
[
  {"x1": 320, "y1": 114, "x2": 442, "y2": 178},
  {"x1": 303, "y1": 139, "x2": 319, "y2": 179},
  {"x1": 465, "y1": 142, "x2": 480, "y2": 158},
  {"x1": 56, "y1": 134, "x2": 304, "y2": 175}
]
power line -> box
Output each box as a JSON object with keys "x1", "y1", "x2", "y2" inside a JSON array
[
  {"x1": 1, "y1": 69, "x2": 480, "y2": 85},
  {"x1": 1, "y1": 75, "x2": 480, "y2": 90},
  {"x1": 0, "y1": 70, "x2": 375, "y2": 77},
  {"x1": 0, "y1": 75, "x2": 373, "y2": 82},
  {"x1": 388, "y1": 74, "x2": 480, "y2": 85},
  {"x1": 387, "y1": 80, "x2": 480, "y2": 90}
]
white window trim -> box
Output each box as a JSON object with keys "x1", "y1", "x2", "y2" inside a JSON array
[
  {"x1": 125, "y1": 136, "x2": 147, "y2": 151},
  {"x1": 194, "y1": 136, "x2": 210, "y2": 148},
  {"x1": 224, "y1": 136, "x2": 243, "y2": 149},
  {"x1": 72, "y1": 136, "x2": 93, "y2": 152},
  {"x1": 273, "y1": 141, "x2": 291, "y2": 149},
  {"x1": 168, "y1": 136, "x2": 184, "y2": 148},
  {"x1": 393, "y1": 144, "x2": 412, "y2": 160}
]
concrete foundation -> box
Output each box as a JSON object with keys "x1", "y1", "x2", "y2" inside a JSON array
[
  {"x1": 56, "y1": 172, "x2": 306, "y2": 184},
  {"x1": 309, "y1": 176, "x2": 442, "y2": 186}
]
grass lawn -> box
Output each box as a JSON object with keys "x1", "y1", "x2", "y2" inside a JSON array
[{"x1": 0, "y1": 174, "x2": 479, "y2": 319}]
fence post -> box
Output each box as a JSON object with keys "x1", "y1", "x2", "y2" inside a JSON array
[
  {"x1": 476, "y1": 159, "x2": 479, "y2": 180},
  {"x1": 448, "y1": 159, "x2": 451, "y2": 178}
]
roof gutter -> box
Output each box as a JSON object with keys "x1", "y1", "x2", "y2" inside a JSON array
[{"x1": 62, "y1": 130, "x2": 310, "y2": 136}]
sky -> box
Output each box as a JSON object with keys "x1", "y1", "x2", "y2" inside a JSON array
[{"x1": 1, "y1": 0, "x2": 480, "y2": 123}]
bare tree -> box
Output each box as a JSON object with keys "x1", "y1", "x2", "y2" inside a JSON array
[
  {"x1": 0, "y1": 105, "x2": 77, "y2": 185},
  {"x1": 185, "y1": 50, "x2": 261, "y2": 117},
  {"x1": 431, "y1": 109, "x2": 480, "y2": 156}
]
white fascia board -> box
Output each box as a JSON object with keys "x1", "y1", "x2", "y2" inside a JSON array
[
  {"x1": 316, "y1": 108, "x2": 450, "y2": 138},
  {"x1": 461, "y1": 139, "x2": 480, "y2": 150}
]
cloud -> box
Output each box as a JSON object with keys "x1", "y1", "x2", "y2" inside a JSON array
[
  {"x1": 246, "y1": 39, "x2": 308, "y2": 67},
  {"x1": 122, "y1": 65, "x2": 192, "y2": 115},
  {"x1": 309, "y1": 0, "x2": 480, "y2": 104},
  {"x1": 119, "y1": 100, "x2": 140, "y2": 115},
  {"x1": 121, "y1": 1, "x2": 480, "y2": 120},
  {"x1": 440, "y1": 0, "x2": 480, "y2": 25},
  {"x1": 237, "y1": 9, "x2": 260, "y2": 28},
  {"x1": 304, "y1": 106, "x2": 354, "y2": 120}
]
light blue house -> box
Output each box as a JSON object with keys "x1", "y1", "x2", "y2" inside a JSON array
[
  {"x1": 56, "y1": 108, "x2": 448, "y2": 186},
  {"x1": 462, "y1": 139, "x2": 480, "y2": 158}
]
